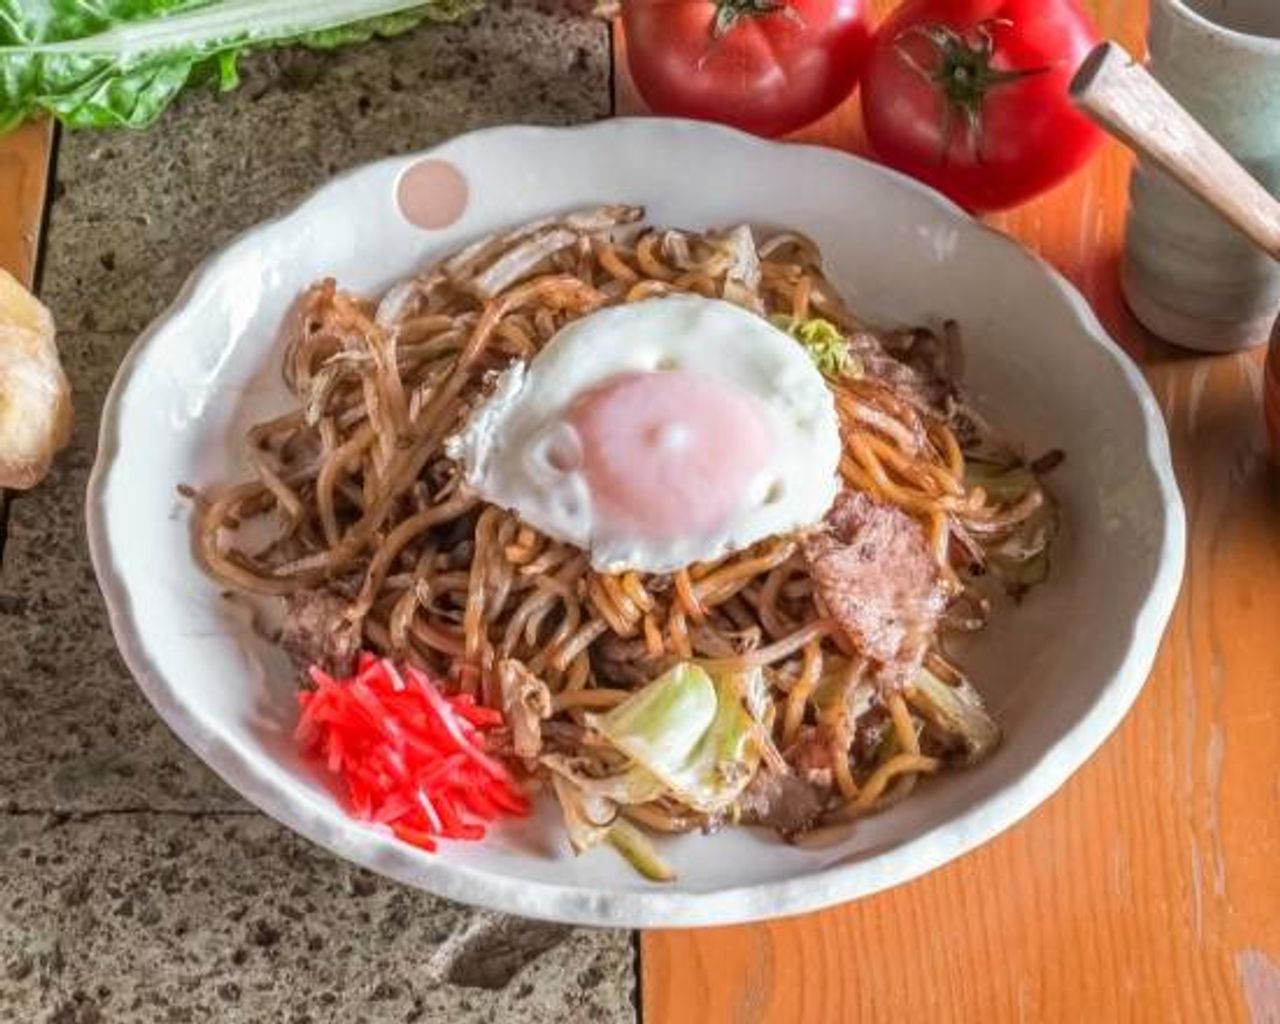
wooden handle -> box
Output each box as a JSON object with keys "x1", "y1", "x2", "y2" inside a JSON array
[{"x1": 1071, "y1": 41, "x2": 1280, "y2": 262}]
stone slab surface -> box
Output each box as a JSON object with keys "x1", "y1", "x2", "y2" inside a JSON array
[
  {"x1": 0, "y1": 814, "x2": 633, "y2": 1023},
  {"x1": 0, "y1": 4, "x2": 633, "y2": 1020}
]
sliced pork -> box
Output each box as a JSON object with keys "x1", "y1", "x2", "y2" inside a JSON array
[
  {"x1": 280, "y1": 590, "x2": 360, "y2": 678},
  {"x1": 803, "y1": 490, "x2": 947, "y2": 686}
]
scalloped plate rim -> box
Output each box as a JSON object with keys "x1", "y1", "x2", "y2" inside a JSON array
[{"x1": 85, "y1": 118, "x2": 1186, "y2": 928}]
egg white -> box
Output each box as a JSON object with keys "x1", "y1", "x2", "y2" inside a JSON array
[{"x1": 446, "y1": 294, "x2": 842, "y2": 574}]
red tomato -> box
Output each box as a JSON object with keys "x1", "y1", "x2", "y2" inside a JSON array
[
  {"x1": 859, "y1": 0, "x2": 1102, "y2": 212},
  {"x1": 623, "y1": 0, "x2": 873, "y2": 138}
]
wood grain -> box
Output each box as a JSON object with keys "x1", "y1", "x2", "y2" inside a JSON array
[
  {"x1": 0, "y1": 119, "x2": 54, "y2": 288},
  {"x1": 0, "y1": 119, "x2": 55, "y2": 532},
  {"x1": 620, "y1": 2, "x2": 1280, "y2": 1020}
]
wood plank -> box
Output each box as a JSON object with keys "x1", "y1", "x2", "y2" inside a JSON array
[
  {"x1": 623, "y1": 2, "x2": 1280, "y2": 1020},
  {"x1": 0, "y1": 119, "x2": 54, "y2": 288},
  {"x1": 0, "y1": 119, "x2": 55, "y2": 535}
]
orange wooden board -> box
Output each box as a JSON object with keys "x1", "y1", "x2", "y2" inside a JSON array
[
  {"x1": 0, "y1": 119, "x2": 54, "y2": 522},
  {"x1": 0, "y1": 119, "x2": 54, "y2": 289},
  {"x1": 618, "y1": 2, "x2": 1280, "y2": 1020}
]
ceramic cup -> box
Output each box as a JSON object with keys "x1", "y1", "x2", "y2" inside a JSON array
[{"x1": 1123, "y1": 0, "x2": 1280, "y2": 352}]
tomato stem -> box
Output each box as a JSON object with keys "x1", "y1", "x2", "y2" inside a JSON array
[
  {"x1": 894, "y1": 19, "x2": 1051, "y2": 162},
  {"x1": 711, "y1": 0, "x2": 798, "y2": 39}
]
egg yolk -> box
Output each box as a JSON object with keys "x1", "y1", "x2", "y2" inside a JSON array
[{"x1": 566, "y1": 369, "x2": 775, "y2": 541}]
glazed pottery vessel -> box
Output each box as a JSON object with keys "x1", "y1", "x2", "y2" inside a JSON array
[{"x1": 1123, "y1": 0, "x2": 1280, "y2": 352}]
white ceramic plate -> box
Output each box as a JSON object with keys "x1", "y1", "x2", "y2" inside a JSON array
[{"x1": 87, "y1": 119, "x2": 1185, "y2": 928}]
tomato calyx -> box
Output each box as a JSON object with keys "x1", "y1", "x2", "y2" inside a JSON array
[
  {"x1": 711, "y1": 0, "x2": 799, "y2": 40},
  {"x1": 895, "y1": 19, "x2": 1050, "y2": 161}
]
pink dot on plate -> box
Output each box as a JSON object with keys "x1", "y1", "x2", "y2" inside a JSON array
[{"x1": 397, "y1": 158, "x2": 468, "y2": 230}]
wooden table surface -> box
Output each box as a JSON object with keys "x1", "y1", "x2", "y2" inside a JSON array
[
  {"x1": 0, "y1": 119, "x2": 52, "y2": 289},
  {"x1": 2, "y1": 1, "x2": 1277, "y2": 1019},
  {"x1": 617, "y1": 2, "x2": 1280, "y2": 1020},
  {"x1": 0, "y1": 117, "x2": 53, "y2": 530}
]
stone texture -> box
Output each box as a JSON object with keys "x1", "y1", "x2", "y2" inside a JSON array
[
  {"x1": 0, "y1": 814, "x2": 633, "y2": 1023},
  {"x1": 0, "y1": 2, "x2": 631, "y2": 1019},
  {"x1": 3, "y1": 0, "x2": 609, "y2": 816},
  {"x1": 40, "y1": 0, "x2": 609, "y2": 336},
  {"x1": 0, "y1": 331, "x2": 247, "y2": 813}
]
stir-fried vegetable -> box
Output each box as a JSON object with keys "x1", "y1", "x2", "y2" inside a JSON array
[
  {"x1": 548, "y1": 774, "x2": 616, "y2": 855},
  {"x1": 964, "y1": 445, "x2": 1038, "y2": 503},
  {"x1": 713, "y1": 225, "x2": 764, "y2": 310},
  {"x1": 497, "y1": 658, "x2": 552, "y2": 760},
  {"x1": 590, "y1": 662, "x2": 762, "y2": 814},
  {"x1": 988, "y1": 506, "x2": 1058, "y2": 594},
  {"x1": 905, "y1": 666, "x2": 1000, "y2": 765},
  {"x1": 964, "y1": 444, "x2": 1061, "y2": 597},
  {"x1": 547, "y1": 771, "x2": 675, "y2": 882},
  {"x1": 541, "y1": 662, "x2": 770, "y2": 881},
  {"x1": 0, "y1": 0, "x2": 478, "y2": 133},
  {"x1": 605, "y1": 819, "x2": 677, "y2": 883},
  {"x1": 541, "y1": 756, "x2": 667, "y2": 806},
  {"x1": 811, "y1": 655, "x2": 876, "y2": 721}
]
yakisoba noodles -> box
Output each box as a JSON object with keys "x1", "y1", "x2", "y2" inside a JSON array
[{"x1": 195, "y1": 206, "x2": 1058, "y2": 875}]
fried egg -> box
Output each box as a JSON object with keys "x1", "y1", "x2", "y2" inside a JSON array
[{"x1": 446, "y1": 294, "x2": 842, "y2": 574}]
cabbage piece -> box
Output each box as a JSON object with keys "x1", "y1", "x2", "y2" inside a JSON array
[
  {"x1": 545, "y1": 760, "x2": 675, "y2": 883},
  {"x1": 964, "y1": 446, "x2": 1037, "y2": 503},
  {"x1": 548, "y1": 774, "x2": 616, "y2": 855},
  {"x1": 737, "y1": 665, "x2": 772, "y2": 724},
  {"x1": 606, "y1": 820, "x2": 675, "y2": 883},
  {"x1": 0, "y1": 0, "x2": 477, "y2": 133},
  {"x1": 772, "y1": 315, "x2": 862, "y2": 379},
  {"x1": 905, "y1": 667, "x2": 1001, "y2": 765},
  {"x1": 540, "y1": 754, "x2": 666, "y2": 806},
  {"x1": 964, "y1": 445, "x2": 1060, "y2": 596},
  {"x1": 590, "y1": 662, "x2": 761, "y2": 814},
  {"x1": 810, "y1": 655, "x2": 876, "y2": 722},
  {"x1": 712, "y1": 225, "x2": 762, "y2": 311},
  {"x1": 989, "y1": 501, "x2": 1059, "y2": 596},
  {"x1": 723, "y1": 666, "x2": 787, "y2": 774}
]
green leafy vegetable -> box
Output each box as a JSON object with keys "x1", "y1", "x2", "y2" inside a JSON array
[
  {"x1": 772, "y1": 314, "x2": 861, "y2": 378},
  {"x1": 0, "y1": 0, "x2": 479, "y2": 132},
  {"x1": 589, "y1": 662, "x2": 761, "y2": 815}
]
